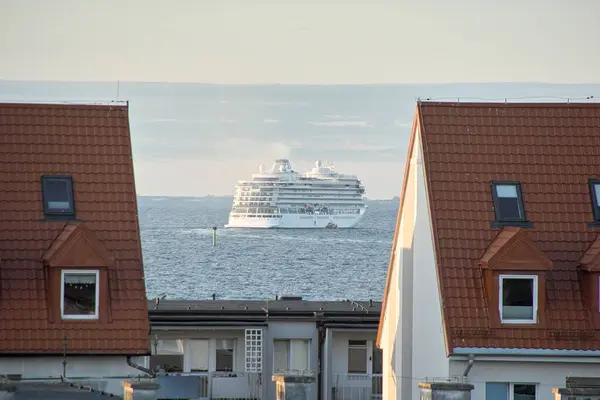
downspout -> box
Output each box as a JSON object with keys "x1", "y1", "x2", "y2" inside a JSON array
[
  {"x1": 127, "y1": 356, "x2": 156, "y2": 378},
  {"x1": 317, "y1": 321, "x2": 326, "y2": 400},
  {"x1": 462, "y1": 354, "x2": 475, "y2": 380}
]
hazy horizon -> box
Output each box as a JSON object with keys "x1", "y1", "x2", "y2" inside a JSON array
[{"x1": 2, "y1": 80, "x2": 600, "y2": 199}]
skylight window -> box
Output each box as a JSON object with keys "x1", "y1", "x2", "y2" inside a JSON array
[
  {"x1": 41, "y1": 175, "x2": 75, "y2": 218},
  {"x1": 491, "y1": 181, "x2": 526, "y2": 223},
  {"x1": 589, "y1": 180, "x2": 600, "y2": 221}
]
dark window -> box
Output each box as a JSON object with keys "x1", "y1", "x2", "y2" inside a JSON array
[
  {"x1": 500, "y1": 276, "x2": 537, "y2": 323},
  {"x1": 589, "y1": 180, "x2": 600, "y2": 221},
  {"x1": 41, "y1": 175, "x2": 75, "y2": 217},
  {"x1": 513, "y1": 383, "x2": 536, "y2": 399},
  {"x1": 216, "y1": 340, "x2": 235, "y2": 372},
  {"x1": 348, "y1": 340, "x2": 367, "y2": 373},
  {"x1": 491, "y1": 181, "x2": 525, "y2": 222}
]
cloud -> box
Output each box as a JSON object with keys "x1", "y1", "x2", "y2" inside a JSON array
[
  {"x1": 342, "y1": 141, "x2": 397, "y2": 152},
  {"x1": 308, "y1": 121, "x2": 374, "y2": 128},
  {"x1": 220, "y1": 118, "x2": 236, "y2": 123},
  {"x1": 323, "y1": 114, "x2": 361, "y2": 120},
  {"x1": 394, "y1": 120, "x2": 412, "y2": 128},
  {"x1": 263, "y1": 118, "x2": 279, "y2": 123}
]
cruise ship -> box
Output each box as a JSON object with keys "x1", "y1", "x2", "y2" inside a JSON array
[{"x1": 225, "y1": 159, "x2": 367, "y2": 228}]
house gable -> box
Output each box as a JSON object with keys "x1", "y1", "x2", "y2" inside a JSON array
[
  {"x1": 417, "y1": 101, "x2": 600, "y2": 353},
  {"x1": 0, "y1": 102, "x2": 149, "y2": 355},
  {"x1": 43, "y1": 222, "x2": 115, "y2": 268},
  {"x1": 479, "y1": 227, "x2": 552, "y2": 272}
]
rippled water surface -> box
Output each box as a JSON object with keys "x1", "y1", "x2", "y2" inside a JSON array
[{"x1": 139, "y1": 196, "x2": 398, "y2": 301}]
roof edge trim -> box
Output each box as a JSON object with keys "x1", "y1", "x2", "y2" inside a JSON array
[{"x1": 453, "y1": 347, "x2": 600, "y2": 356}]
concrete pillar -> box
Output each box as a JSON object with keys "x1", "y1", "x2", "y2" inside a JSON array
[
  {"x1": 418, "y1": 381, "x2": 474, "y2": 400},
  {"x1": 123, "y1": 380, "x2": 160, "y2": 400},
  {"x1": 273, "y1": 375, "x2": 315, "y2": 400}
]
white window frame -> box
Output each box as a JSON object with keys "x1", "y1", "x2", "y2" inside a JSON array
[
  {"x1": 273, "y1": 339, "x2": 311, "y2": 374},
  {"x1": 60, "y1": 269, "x2": 100, "y2": 320},
  {"x1": 509, "y1": 382, "x2": 537, "y2": 400},
  {"x1": 347, "y1": 339, "x2": 371, "y2": 375},
  {"x1": 499, "y1": 274, "x2": 538, "y2": 324}
]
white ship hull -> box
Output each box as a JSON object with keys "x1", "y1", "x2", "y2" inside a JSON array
[{"x1": 225, "y1": 209, "x2": 366, "y2": 229}]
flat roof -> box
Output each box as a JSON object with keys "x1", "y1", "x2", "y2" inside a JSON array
[{"x1": 148, "y1": 299, "x2": 381, "y2": 326}]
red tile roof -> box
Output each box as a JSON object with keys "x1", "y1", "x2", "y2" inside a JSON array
[
  {"x1": 379, "y1": 101, "x2": 600, "y2": 352},
  {"x1": 0, "y1": 102, "x2": 149, "y2": 354}
]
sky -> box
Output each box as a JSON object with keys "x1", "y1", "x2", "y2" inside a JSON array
[
  {"x1": 1, "y1": 0, "x2": 600, "y2": 84},
  {"x1": 1, "y1": 1, "x2": 600, "y2": 199}
]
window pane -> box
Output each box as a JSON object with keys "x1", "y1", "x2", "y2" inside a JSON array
[
  {"x1": 274, "y1": 340, "x2": 290, "y2": 372},
  {"x1": 63, "y1": 273, "x2": 96, "y2": 316},
  {"x1": 291, "y1": 340, "x2": 309, "y2": 371},
  {"x1": 497, "y1": 197, "x2": 522, "y2": 219},
  {"x1": 216, "y1": 339, "x2": 235, "y2": 372},
  {"x1": 496, "y1": 185, "x2": 518, "y2": 198},
  {"x1": 513, "y1": 384, "x2": 536, "y2": 400},
  {"x1": 485, "y1": 383, "x2": 509, "y2": 400},
  {"x1": 348, "y1": 340, "x2": 367, "y2": 373},
  {"x1": 348, "y1": 348, "x2": 367, "y2": 373},
  {"x1": 188, "y1": 339, "x2": 209, "y2": 371},
  {"x1": 45, "y1": 179, "x2": 72, "y2": 211},
  {"x1": 150, "y1": 355, "x2": 183, "y2": 373},
  {"x1": 502, "y1": 278, "x2": 534, "y2": 320}
]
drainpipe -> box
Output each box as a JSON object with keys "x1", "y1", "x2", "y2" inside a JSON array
[
  {"x1": 126, "y1": 356, "x2": 156, "y2": 378},
  {"x1": 462, "y1": 354, "x2": 475, "y2": 380},
  {"x1": 317, "y1": 322, "x2": 326, "y2": 400}
]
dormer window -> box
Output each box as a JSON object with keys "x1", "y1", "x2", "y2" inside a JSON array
[
  {"x1": 41, "y1": 175, "x2": 75, "y2": 218},
  {"x1": 491, "y1": 181, "x2": 530, "y2": 228},
  {"x1": 499, "y1": 275, "x2": 538, "y2": 324},
  {"x1": 588, "y1": 180, "x2": 600, "y2": 221}
]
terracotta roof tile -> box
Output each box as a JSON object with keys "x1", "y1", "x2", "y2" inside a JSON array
[
  {"x1": 416, "y1": 101, "x2": 600, "y2": 351},
  {"x1": 0, "y1": 102, "x2": 149, "y2": 355}
]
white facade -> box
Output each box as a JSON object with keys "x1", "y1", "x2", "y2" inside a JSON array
[
  {"x1": 150, "y1": 323, "x2": 380, "y2": 400},
  {"x1": 378, "y1": 128, "x2": 448, "y2": 400}
]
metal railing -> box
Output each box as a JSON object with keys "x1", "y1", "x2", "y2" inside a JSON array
[
  {"x1": 331, "y1": 373, "x2": 383, "y2": 400},
  {"x1": 157, "y1": 371, "x2": 262, "y2": 400}
]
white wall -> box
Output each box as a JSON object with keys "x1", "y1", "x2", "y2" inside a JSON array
[
  {"x1": 450, "y1": 358, "x2": 600, "y2": 399},
  {"x1": 0, "y1": 355, "x2": 148, "y2": 396},
  {"x1": 411, "y1": 129, "x2": 448, "y2": 389},
  {"x1": 381, "y1": 126, "x2": 448, "y2": 400}
]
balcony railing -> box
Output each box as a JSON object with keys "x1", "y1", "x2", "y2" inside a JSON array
[
  {"x1": 156, "y1": 371, "x2": 262, "y2": 400},
  {"x1": 332, "y1": 373, "x2": 383, "y2": 400}
]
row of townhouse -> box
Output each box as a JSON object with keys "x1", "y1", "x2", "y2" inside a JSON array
[{"x1": 146, "y1": 298, "x2": 382, "y2": 400}]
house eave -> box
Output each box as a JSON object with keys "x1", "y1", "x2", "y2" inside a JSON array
[{"x1": 452, "y1": 347, "x2": 600, "y2": 357}]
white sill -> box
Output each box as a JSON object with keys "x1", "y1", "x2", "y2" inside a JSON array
[
  {"x1": 500, "y1": 319, "x2": 537, "y2": 324},
  {"x1": 62, "y1": 314, "x2": 99, "y2": 320}
]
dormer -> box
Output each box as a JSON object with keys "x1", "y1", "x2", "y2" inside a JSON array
[
  {"x1": 479, "y1": 227, "x2": 551, "y2": 326},
  {"x1": 43, "y1": 222, "x2": 114, "y2": 322}
]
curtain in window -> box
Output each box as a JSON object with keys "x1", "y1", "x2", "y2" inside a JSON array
[
  {"x1": 64, "y1": 274, "x2": 96, "y2": 285},
  {"x1": 153, "y1": 339, "x2": 184, "y2": 355},
  {"x1": 291, "y1": 340, "x2": 309, "y2": 371},
  {"x1": 188, "y1": 339, "x2": 209, "y2": 371},
  {"x1": 274, "y1": 340, "x2": 290, "y2": 372}
]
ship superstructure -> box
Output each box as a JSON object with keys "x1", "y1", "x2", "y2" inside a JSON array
[{"x1": 225, "y1": 159, "x2": 367, "y2": 228}]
